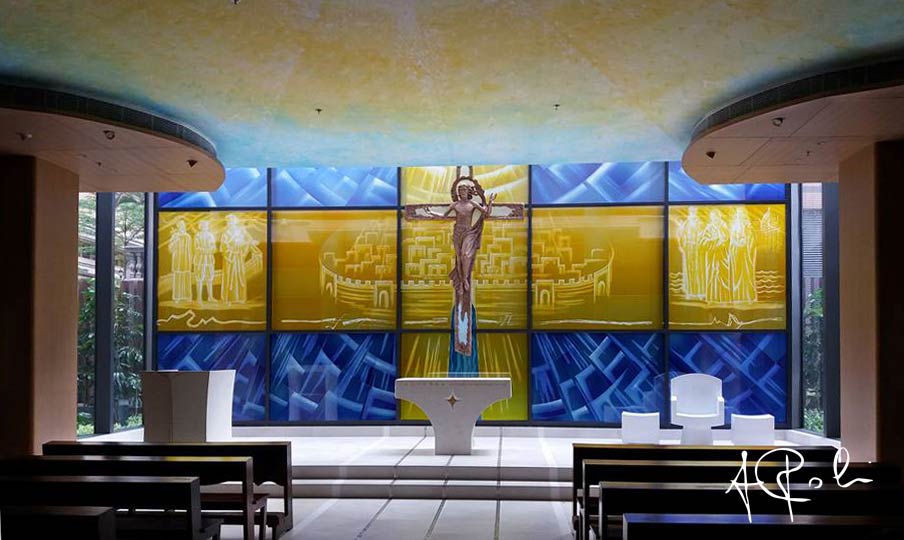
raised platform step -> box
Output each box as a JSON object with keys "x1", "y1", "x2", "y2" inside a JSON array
[
  {"x1": 292, "y1": 478, "x2": 571, "y2": 500},
  {"x1": 293, "y1": 464, "x2": 571, "y2": 482}
]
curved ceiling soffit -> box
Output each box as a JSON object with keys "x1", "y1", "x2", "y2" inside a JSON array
[
  {"x1": 683, "y1": 58, "x2": 904, "y2": 185},
  {"x1": 0, "y1": 82, "x2": 224, "y2": 192}
]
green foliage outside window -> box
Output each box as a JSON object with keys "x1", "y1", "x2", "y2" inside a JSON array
[{"x1": 802, "y1": 287, "x2": 825, "y2": 433}]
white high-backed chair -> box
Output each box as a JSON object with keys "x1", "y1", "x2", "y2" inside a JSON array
[{"x1": 670, "y1": 374, "x2": 725, "y2": 445}]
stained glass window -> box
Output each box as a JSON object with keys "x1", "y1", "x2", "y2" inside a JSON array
[
  {"x1": 157, "y1": 211, "x2": 267, "y2": 331},
  {"x1": 271, "y1": 210, "x2": 397, "y2": 330},
  {"x1": 669, "y1": 332, "x2": 788, "y2": 423},
  {"x1": 399, "y1": 332, "x2": 528, "y2": 421},
  {"x1": 401, "y1": 165, "x2": 528, "y2": 205},
  {"x1": 269, "y1": 333, "x2": 397, "y2": 421},
  {"x1": 159, "y1": 168, "x2": 268, "y2": 208},
  {"x1": 531, "y1": 162, "x2": 664, "y2": 204},
  {"x1": 152, "y1": 162, "x2": 794, "y2": 426},
  {"x1": 157, "y1": 333, "x2": 267, "y2": 421},
  {"x1": 668, "y1": 204, "x2": 786, "y2": 330},
  {"x1": 531, "y1": 206, "x2": 663, "y2": 329},
  {"x1": 272, "y1": 167, "x2": 398, "y2": 207},
  {"x1": 668, "y1": 162, "x2": 785, "y2": 202},
  {"x1": 531, "y1": 332, "x2": 664, "y2": 422}
]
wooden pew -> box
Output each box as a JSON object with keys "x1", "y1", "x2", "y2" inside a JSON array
[
  {"x1": 570, "y1": 443, "x2": 837, "y2": 533},
  {"x1": 43, "y1": 440, "x2": 292, "y2": 538},
  {"x1": 0, "y1": 505, "x2": 117, "y2": 540},
  {"x1": 623, "y1": 513, "x2": 904, "y2": 539},
  {"x1": 0, "y1": 475, "x2": 222, "y2": 540},
  {"x1": 580, "y1": 459, "x2": 899, "y2": 540},
  {"x1": 596, "y1": 481, "x2": 904, "y2": 539},
  {"x1": 0, "y1": 455, "x2": 263, "y2": 540}
]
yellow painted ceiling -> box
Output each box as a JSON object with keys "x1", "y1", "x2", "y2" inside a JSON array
[{"x1": 1, "y1": 0, "x2": 903, "y2": 167}]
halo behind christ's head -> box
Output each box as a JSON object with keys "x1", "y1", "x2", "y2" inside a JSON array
[{"x1": 451, "y1": 166, "x2": 486, "y2": 203}]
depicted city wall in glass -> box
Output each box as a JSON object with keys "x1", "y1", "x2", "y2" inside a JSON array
[{"x1": 155, "y1": 163, "x2": 790, "y2": 425}]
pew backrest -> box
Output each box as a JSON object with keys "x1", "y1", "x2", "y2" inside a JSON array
[{"x1": 42, "y1": 440, "x2": 293, "y2": 525}]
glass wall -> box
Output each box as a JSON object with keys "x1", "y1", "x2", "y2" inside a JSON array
[
  {"x1": 77, "y1": 193, "x2": 97, "y2": 436},
  {"x1": 113, "y1": 193, "x2": 146, "y2": 430},
  {"x1": 801, "y1": 184, "x2": 826, "y2": 433},
  {"x1": 76, "y1": 193, "x2": 149, "y2": 435},
  {"x1": 154, "y1": 164, "x2": 791, "y2": 425}
]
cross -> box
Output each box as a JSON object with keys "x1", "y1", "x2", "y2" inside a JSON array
[
  {"x1": 403, "y1": 166, "x2": 525, "y2": 358},
  {"x1": 445, "y1": 392, "x2": 460, "y2": 409}
]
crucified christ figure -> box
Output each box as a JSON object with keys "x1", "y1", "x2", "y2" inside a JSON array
[
  {"x1": 428, "y1": 175, "x2": 495, "y2": 356},
  {"x1": 404, "y1": 166, "x2": 524, "y2": 360}
]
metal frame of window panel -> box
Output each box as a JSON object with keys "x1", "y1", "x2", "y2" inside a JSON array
[
  {"x1": 790, "y1": 184, "x2": 803, "y2": 429},
  {"x1": 94, "y1": 192, "x2": 115, "y2": 435},
  {"x1": 144, "y1": 193, "x2": 155, "y2": 371},
  {"x1": 822, "y1": 183, "x2": 841, "y2": 438},
  {"x1": 151, "y1": 165, "x2": 795, "y2": 428}
]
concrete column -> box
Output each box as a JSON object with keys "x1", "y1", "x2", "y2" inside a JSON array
[
  {"x1": 0, "y1": 155, "x2": 79, "y2": 456},
  {"x1": 838, "y1": 140, "x2": 904, "y2": 465}
]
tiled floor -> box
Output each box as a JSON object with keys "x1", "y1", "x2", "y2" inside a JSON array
[{"x1": 219, "y1": 498, "x2": 573, "y2": 540}]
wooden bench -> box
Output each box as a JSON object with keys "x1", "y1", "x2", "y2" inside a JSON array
[
  {"x1": 43, "y1": 440, "x2": 292, "y2": 539},
  {"x1": 0, "y1": 475, "x2": 222, "y2": 540},
  {"x1": 0, "y1": 505, "x2": 117, "y2": 540},
  {"x1": 0, "y1": 455, "x2": 264, "y2": 540},
  {"x1": 571, "y1": 443, "x2": 838, "y2": 534},
  {"x1": 623, "y1": 513, "x2": 904, "y2": 539},
  {"x1": 579, "y1": 459, "x2": 899, "y2": 540},
  {"x1": 596, "y1": 481, "x2": 904, "y2": 539}
]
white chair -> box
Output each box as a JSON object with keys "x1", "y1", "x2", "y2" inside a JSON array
[
  {"x1": 670, "y1": 374, "x2": 725, "y2": 445},
  {"x1": 621, "y1": 411, "x2": 660, "y2": 444},
  {"x1": 731, "y1": 413, "x2": 775, "y2": 445}
]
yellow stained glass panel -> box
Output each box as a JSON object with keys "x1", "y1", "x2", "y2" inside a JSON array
[
  {"x1": 399, "y1": 332, "x2": 528, "y2": 421},
  {"x1": 531, "y1": 206, "x2": 663, "y2": 329},
  {"x1": 157, "y1": 211, "x2": 267, "y2": 331},
  {"x1": 401, "y1": 165, "x2": 528, "y2": 205},
  {"x1": 668, "y1": 204, "x2": 786, "y2": 330},
  {"x1": 272, "y1": 210, "x2": 397, "y2": 330},
  {"x1": 401, "y1": 218, "x2": 528, "y2": 329}
]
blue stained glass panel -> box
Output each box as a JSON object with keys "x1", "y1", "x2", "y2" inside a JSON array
[
  {"x1": 157, "y1": 333, "x2": 267, "y2": 421},
  {"x1": 159, "y1": 168, "x2": 268, "y2": 208},
  {"x1": 531, "y1": 332, "x2": 664, "y2": 422},
  {"x1": 270, "y1": 333, "x2": 397, "y2": 421},
  {"x1": 273, "y1": 167, "x2": 398, "y2": 207},
  {"x1": 669, "y1": 332, "x2": 787, "y2": 423},
  {"x1": 668, "y1": 162, "x2": 785, "y2": 202},
  {"x1": 531, "y1": 162, "x2": 664, "y2": 204}
]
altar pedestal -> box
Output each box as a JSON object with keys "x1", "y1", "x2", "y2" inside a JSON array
[
  {"x1": 395, "y1": 377, "x2": 512, "y2": 455},
  {"x1": 141, "y1": 370, "x2": 235, "y2": 443}
]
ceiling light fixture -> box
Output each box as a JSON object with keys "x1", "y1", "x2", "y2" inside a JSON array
[
  {"x1": 103, "y1": 129, "x2": 115, "y2": 140},
  {"x1": 771, "y1": 117, "x2": 784, "y2": 127}
]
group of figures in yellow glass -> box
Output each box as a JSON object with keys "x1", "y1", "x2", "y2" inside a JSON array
[
  {"x1": 166, "y1": 215, "x2": 263, "y2": 306},
  {"x1": 670, "y1": 204, "x2": 785, "y2": 329},
  {"x1": 675, "y1": 206, "x2": 782, "y2": 304}
]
